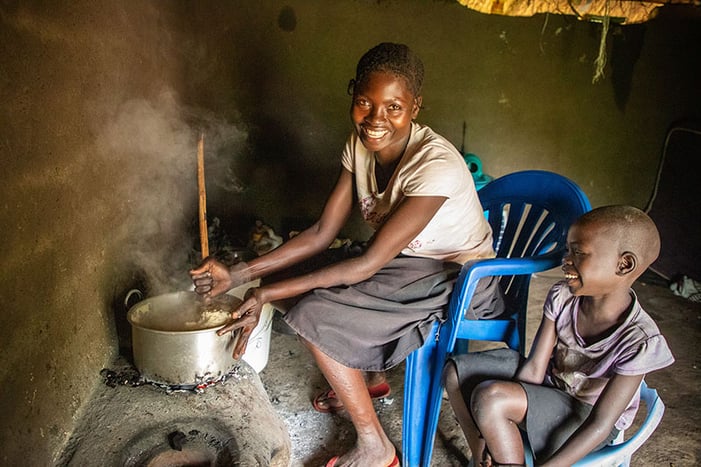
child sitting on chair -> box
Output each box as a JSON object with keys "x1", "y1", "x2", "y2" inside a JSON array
[{"x1": 444, "y1": 205, "x2": 674, "y2": 466}]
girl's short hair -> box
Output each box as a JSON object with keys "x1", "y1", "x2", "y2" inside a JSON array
[
  {"x1": 576, "y1": 205, "x2": 661, "y2": 266},
  {"x1": 351, "y1": 42, "x2": 424, "y2": 97}
]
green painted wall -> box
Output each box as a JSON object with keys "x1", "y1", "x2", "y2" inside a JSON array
[{"x1": 0, "y1": 1, "x2": 698, "y2": 464}]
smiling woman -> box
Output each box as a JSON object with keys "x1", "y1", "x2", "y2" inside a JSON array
[{"x1": 189, "y1": 42, "x2": 505, "y2": 466}]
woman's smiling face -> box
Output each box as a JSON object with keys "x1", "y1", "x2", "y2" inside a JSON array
[{"x1": 350, "y1": 71, "x2": 421, "y2": 159}]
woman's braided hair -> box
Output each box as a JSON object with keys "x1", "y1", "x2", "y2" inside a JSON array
[{"x1": 349, "y1": 43, "x2": 424, "y2": 97}]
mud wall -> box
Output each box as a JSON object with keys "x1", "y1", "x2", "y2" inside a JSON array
[{"x1": 0, "y1": 1, "x2": 699, "y2": 465}]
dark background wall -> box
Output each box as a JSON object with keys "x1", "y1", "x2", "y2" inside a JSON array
[{"x1": 0, "y1": 1, "x2": 699, "y2": 464}]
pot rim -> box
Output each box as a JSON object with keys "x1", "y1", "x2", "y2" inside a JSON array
[
  {"x1": 126, "y1": 290, "x2": 239, "y2": 334},
  {"x1": 126, "y1": 318, "x2": 235, "y2": 335}
]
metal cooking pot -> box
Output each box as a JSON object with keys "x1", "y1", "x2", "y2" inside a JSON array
[{"x1": 126, "y1": 291, "x2": 241, "y2": 385}]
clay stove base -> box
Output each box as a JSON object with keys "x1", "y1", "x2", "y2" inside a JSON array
[{"x1": 57, "y1": 361, "x2": 290, "y2": 467}]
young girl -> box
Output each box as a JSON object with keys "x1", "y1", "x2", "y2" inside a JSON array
[
  {"x1": 444, "y1": 205, "x2": 675, "y2": 466},
  {"x1": 191, "y1": 43, "x2": 504, "y2": 466}
]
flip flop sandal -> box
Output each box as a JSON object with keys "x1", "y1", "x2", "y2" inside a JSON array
[
  {"x1": 312, "y1": 381, "x2": 391, "y2": 414},
  {"x1": 326, "y1": 453, "x2": 399, "y2": 467}
]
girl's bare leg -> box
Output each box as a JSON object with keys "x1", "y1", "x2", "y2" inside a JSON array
[
  {"x1": 443, "y1": 361, "x2": 487, "y2": 463},
  {"x1": 301, "y1": 337, "x2": 395, "y2": 466},
  {"x1": 471, "y1": 380, "x2": 528, "y2": 465}
]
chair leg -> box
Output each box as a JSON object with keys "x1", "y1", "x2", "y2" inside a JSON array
[
  {"x1": 403, "y1": 322, "x2": 440, "y2": 467},
  {"x1": 420, "y1": 349, "x2": 449, "y2": 467},
  {"x1": 402, "y1": 322, "x2": 441, "y2": 467}
]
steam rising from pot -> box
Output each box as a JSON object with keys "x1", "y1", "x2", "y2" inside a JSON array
[{"x1": 97, "y1": 89, "x2": 247, "y2": 293}]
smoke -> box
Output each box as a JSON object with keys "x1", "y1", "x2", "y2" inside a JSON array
[{"x1": 97, "y1": 88, "x2": 248, "y2": 294}]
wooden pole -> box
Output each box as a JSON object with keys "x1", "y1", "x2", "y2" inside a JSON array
[{"x1": 197, "y1": 133, "x2": 209, "y2": 259}]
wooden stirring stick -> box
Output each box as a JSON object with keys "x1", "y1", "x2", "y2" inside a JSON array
[{"x1": 197, "y1": 133, "x2": 209, "y2": 260}]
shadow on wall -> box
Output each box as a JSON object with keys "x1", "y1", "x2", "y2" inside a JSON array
[
  {"x1": 611, "y1": 23, "x2": 646, "y2": 111},
  {"x1": 647, "y1": 122, "x2": 701, "y2": 282}
]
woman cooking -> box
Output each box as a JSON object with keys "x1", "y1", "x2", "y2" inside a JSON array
[{"x1": 190, "y1": 42, "x2": 504, "y2": 466}]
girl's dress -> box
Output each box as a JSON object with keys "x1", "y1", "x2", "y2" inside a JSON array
[{"x1": 450, "y1": 280, "x2": 675, "y2": 460}]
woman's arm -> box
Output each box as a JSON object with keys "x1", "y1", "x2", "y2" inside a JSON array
[
  {"x1": 539, "y1": 373, "x2": 644, "y2": 466},
  {"x1": 516, "y1": 316, "x2": 557, "y2": 384},
  {"x1": 216, "y1": 191, "x2": 446, "y2": 358},
  {"x1": 244, "y1": 167, "x2": 356, "y2": 279},
  {"x1": 256, "y1": 192, "x2": 447, "y2": 304},
  {"x1": 190, "y1": 168, "x2": 355, "y2": 297}
]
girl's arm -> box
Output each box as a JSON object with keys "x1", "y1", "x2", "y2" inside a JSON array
[
  {"x1": 539, "y1": 373, "x2": 644, "y2": 466},
  {"x1": 516, "y1": 316, "x2": 557, "y2": 384}
]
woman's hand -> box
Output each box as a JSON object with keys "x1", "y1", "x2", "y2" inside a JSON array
[
  {"x1": 217, "y1": 287, "x2": 265, "y2": 359},
  {"x1": 189, "y1": 257, "x2": 250, "y2": 299}
]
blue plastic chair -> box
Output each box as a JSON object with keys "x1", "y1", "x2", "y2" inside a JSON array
[
  {"x1": 524, "y1": 381, "x2": 665, "y2": 466},
  {"x1": 402, "y1": 170, "x2": 592, "y2": 467}
]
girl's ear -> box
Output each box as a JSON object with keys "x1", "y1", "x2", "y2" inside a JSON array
[
  {"x1": 616, "y1": 252, "x2": 638, "y2": 276},
  {"x1": 412, "y1": 96, "x2": 422, "y2": 119}
]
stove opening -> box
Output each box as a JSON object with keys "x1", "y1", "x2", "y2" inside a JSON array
[{"x1": 122, "y1": 422, "x2": 238, "y2": 467}]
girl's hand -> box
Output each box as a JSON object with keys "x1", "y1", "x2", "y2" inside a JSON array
[
  {"x1": 189, "y1": 257, "x2": 250, "y2": 299},
  {"x1": 216, "y1": 288, "x2": 265, "y2": 359}
]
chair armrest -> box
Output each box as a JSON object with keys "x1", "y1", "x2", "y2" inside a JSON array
[
  {"x1": 448, "y1": 250, "x2": 563, "y2": 321},
  {"x1": 461, "y1": 250, "x2": 563, "y2": 281}
]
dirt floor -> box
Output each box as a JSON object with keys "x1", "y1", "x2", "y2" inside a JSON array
[
  {"x1": 258, "y1": 270, "x2": 701, "y2": 466},
  {"x1": 58, "y1": 269, "x2": 700, "y2": 466}
]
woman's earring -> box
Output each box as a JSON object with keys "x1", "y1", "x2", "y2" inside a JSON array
[{"x1": 347, "y1": 79, "x2": 356, "y2": 96}]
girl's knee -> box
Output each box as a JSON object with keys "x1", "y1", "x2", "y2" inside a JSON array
[
  {"x1": 442, "y1": 360, "x2": 461, "y2": 398},
  {"x1": 470, "y1": 380, "x2": 511, "y2": 419}
]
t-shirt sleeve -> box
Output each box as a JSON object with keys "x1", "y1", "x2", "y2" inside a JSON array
[
  {"x1": 340, "y1": 135, "x2": 355, "y2": 173},
  {"x1": 615, "y1": 333, "x2": 675, "y2": 376},
  {"x1": 543, "y1": 281, "x2": 567, "y2": 322}
]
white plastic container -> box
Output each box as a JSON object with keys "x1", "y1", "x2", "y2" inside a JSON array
[{"x1": 227, "y1": 280, "x2": 274, "y2": 373}]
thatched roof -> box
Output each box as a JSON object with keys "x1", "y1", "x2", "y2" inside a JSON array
[{"x1": 456, "y1": 0, "x2": 699, "y2": 24}]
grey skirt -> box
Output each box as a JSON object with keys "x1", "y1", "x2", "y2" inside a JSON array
[
  {"x1": 449, "y1": 348, "x2": 619, "y2": 461},
  {"x1": 282, "y1": 255, "x2": 505, "y2": 371}
]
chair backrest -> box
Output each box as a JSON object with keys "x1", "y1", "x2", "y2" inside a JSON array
[
  {"x1": 403, "y1": 171, "x2": 592, "y2": 467},
  {"x1": 477, "y1": 170, "x2": 592, "y2": 320}
]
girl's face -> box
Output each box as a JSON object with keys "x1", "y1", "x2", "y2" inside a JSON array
[
  {"x1": 350, "y1": 71, "x2": 421, "y2": 159},
  {"x1": 562, "y1": 222, "x2": 622, "y2": 297}
]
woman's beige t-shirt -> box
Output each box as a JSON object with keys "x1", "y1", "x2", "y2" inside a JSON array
[{"x1": 341, "y1": 122, "x2": 495, "y2": 264}]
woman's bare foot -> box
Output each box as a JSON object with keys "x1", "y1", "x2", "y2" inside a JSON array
[{"x1": 326, "y1": 441, "x2": 397, "y2": 467}]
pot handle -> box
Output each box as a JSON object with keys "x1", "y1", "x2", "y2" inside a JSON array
[{"x1": 124, "y1": 289, "x2": 144, "y2": 310}]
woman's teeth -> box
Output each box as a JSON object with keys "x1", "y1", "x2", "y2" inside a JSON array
[
  {"x1": 365, "y1": 128, "x2": 387, "y2": 139},
  {"x1": 564, "y1": 273, "x2": 578, "y2": 280}
]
